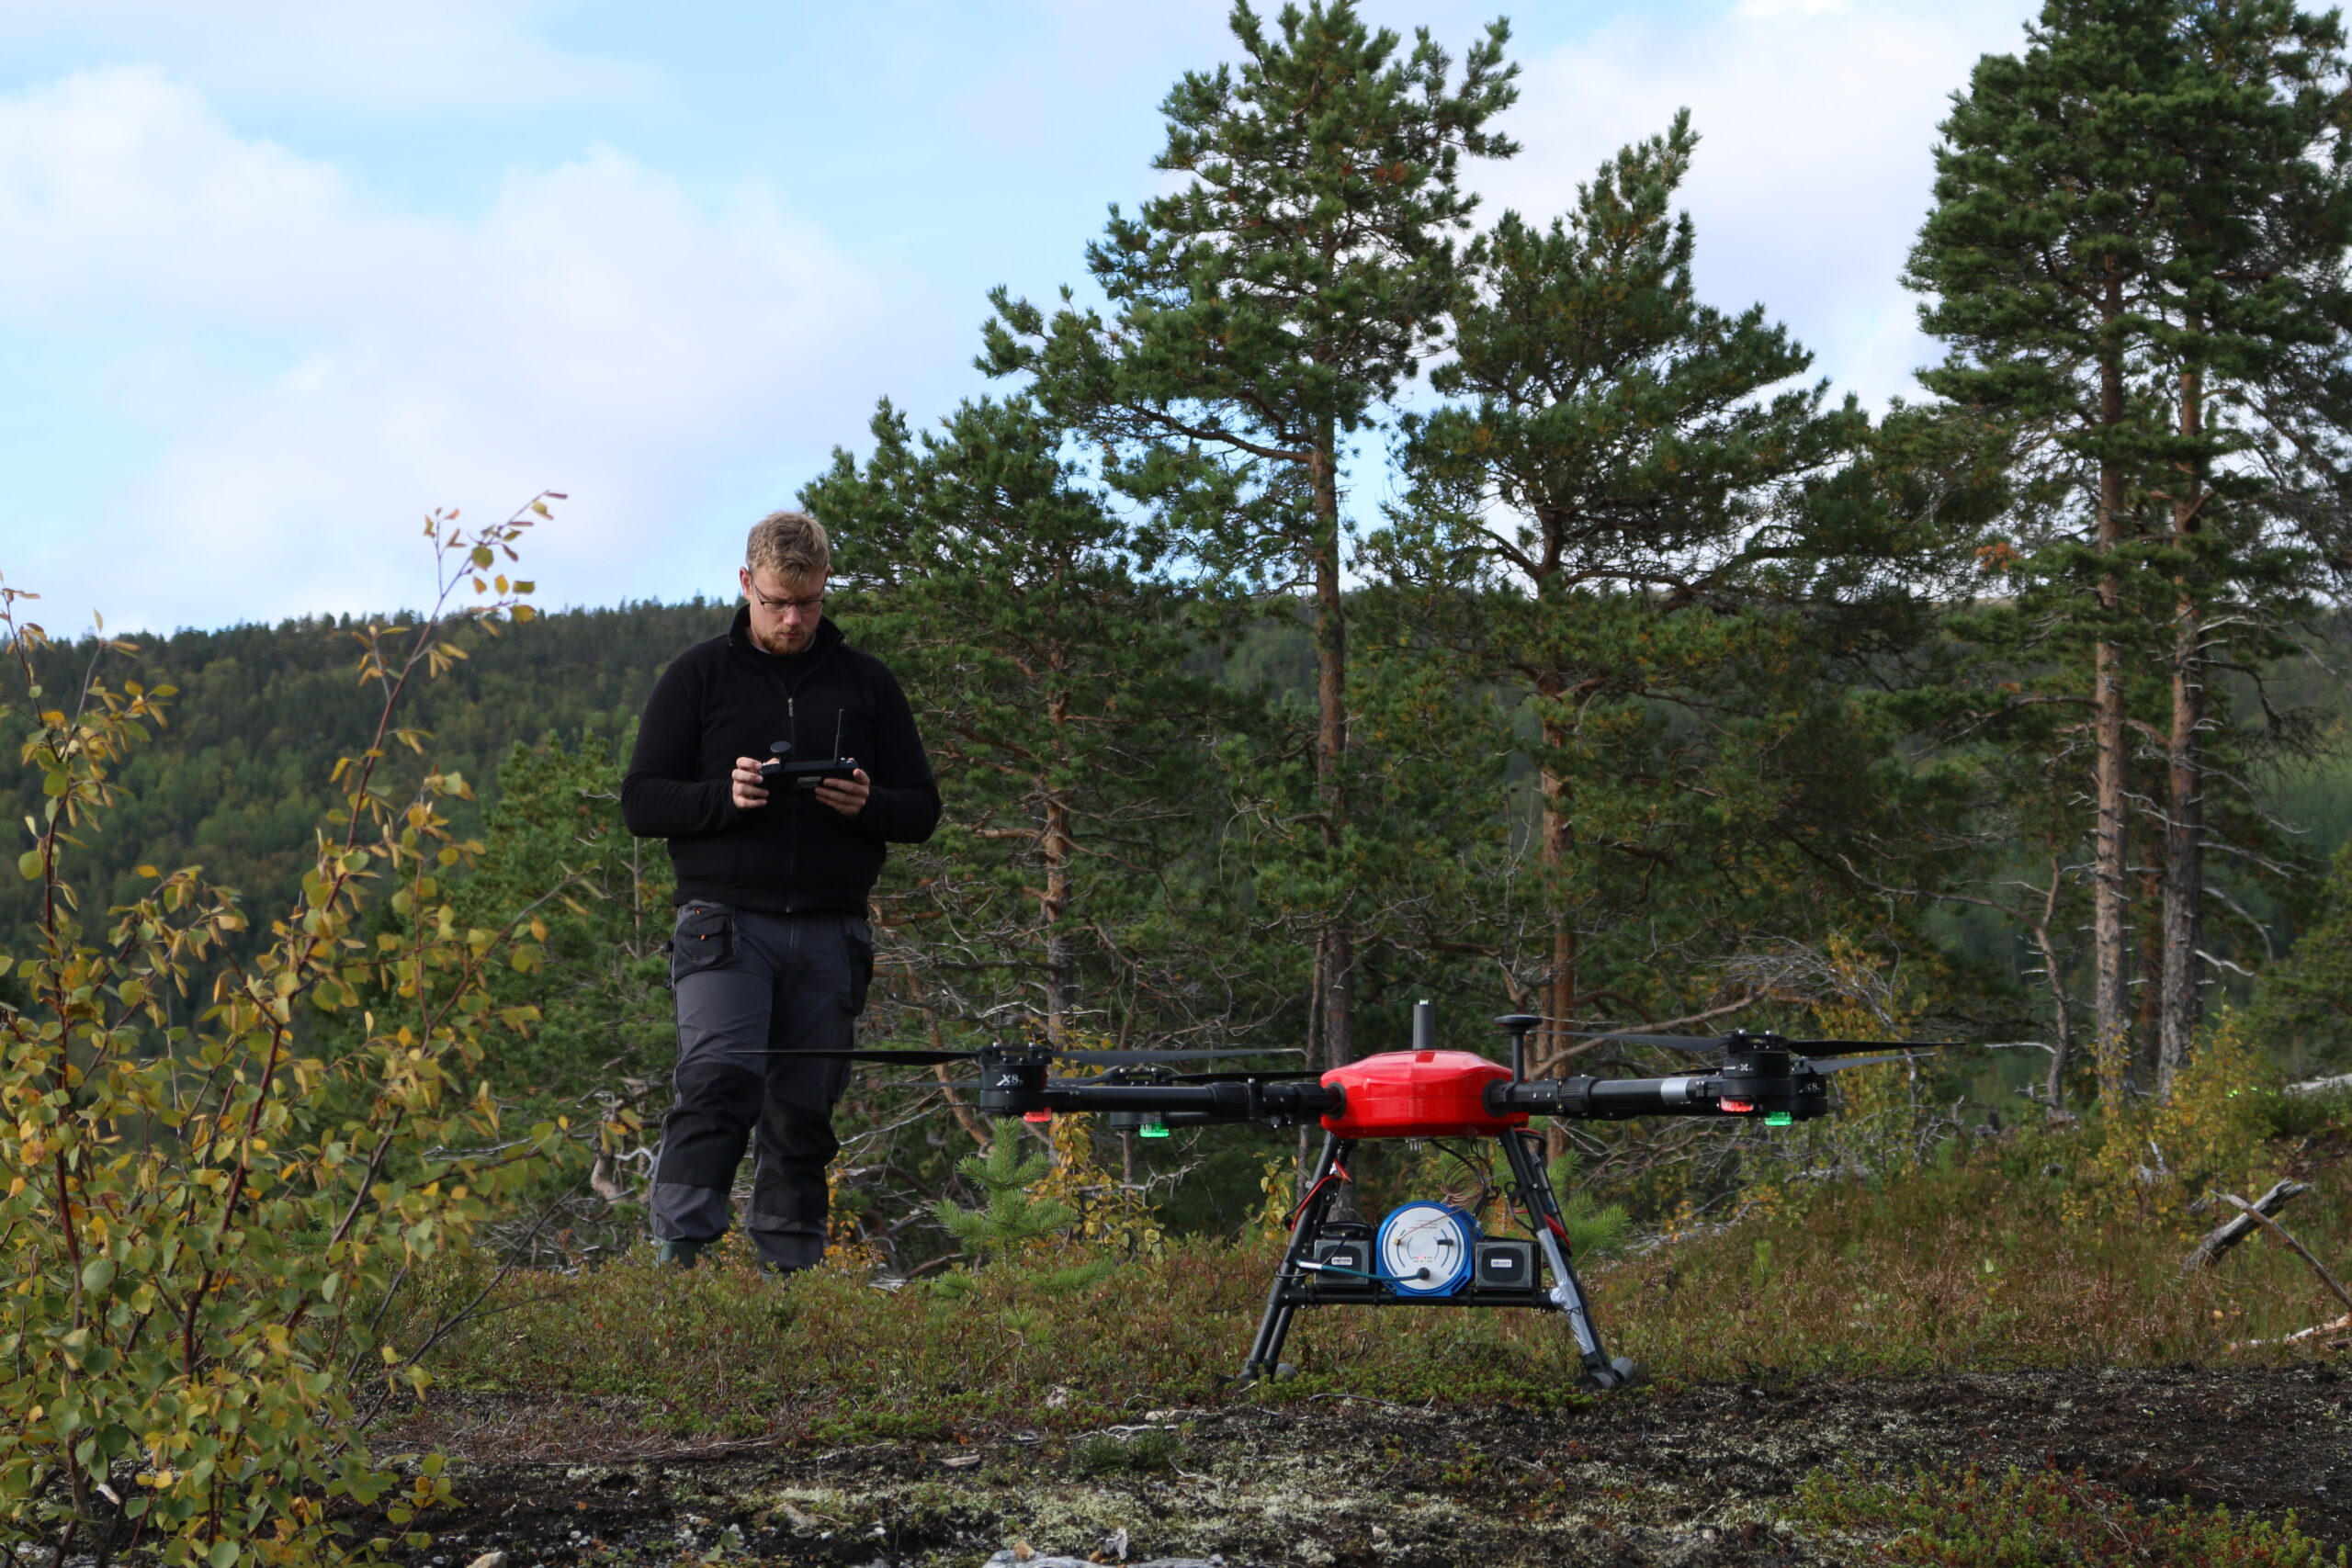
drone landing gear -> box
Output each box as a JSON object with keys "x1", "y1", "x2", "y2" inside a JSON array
[{"x1": 1237, "y1": 1132, "x2": 1645, "y2": 1393}]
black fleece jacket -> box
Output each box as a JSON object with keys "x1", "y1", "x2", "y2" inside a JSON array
[{"x1": 622, "y1": 608, "x2": 939, "y2": 913}]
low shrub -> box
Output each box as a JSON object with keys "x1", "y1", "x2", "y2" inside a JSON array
[
  {"x1": 1607, "y1": 1117, "x2": 2352, "y2": 1379},
  {"x1": 0, "y1": 511, "x2": 610, "y2": 1566}
]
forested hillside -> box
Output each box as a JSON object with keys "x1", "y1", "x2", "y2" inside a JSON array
[
  {"x1": 14, "y1": 600, "x2": 2348, "y2": 945},
  {"x1": 13, "y1": 592, "x2": 2349, "y2": 1050},
  {"x1": 0, "y1": 599, "x2": 729, "y2": 945}
]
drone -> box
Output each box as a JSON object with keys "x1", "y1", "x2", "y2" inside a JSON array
[{"x1": 804, "y1": 1007, "x2": 1935, "y2": 1391}]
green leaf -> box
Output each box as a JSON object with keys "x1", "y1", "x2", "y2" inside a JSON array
[
  {"x1": 17, "y1": 849, "x2": 41, "y2": 881},
  {"x1": 209, "y1": 1540, "x2": 240, "y2": 1568}
]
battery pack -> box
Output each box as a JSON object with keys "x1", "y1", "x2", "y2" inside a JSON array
[
  {"x1": 1311, "y1": 1237, "x2": 1373, "y2": 1277},
  {"x1": 1309, "y1": 1221, "x2": 1375, "y2": 1290},
  {"x1": 1473, "y1": 1238, "x2": 1536, "y2": 1292}
]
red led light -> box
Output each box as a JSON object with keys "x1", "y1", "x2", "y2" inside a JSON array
[
  {"x1": 1023, "y1": 1110, "x2": 1053, "y2": 1123},
  {"x1": 1720, "y1": 1099, "x2": 1756, "y2": 1113}
]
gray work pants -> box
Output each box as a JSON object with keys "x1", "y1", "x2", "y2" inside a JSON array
[{"x1": 649, "y1": 903, "x2": 870, "y2": 1269}]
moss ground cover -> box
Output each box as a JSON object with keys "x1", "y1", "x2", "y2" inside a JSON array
[{"x1": 366, "y1": 1369, "x2": 2352, "y2": 1564}]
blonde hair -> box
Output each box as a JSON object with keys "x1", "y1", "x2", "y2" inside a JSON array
[{"x1": 746, "y1": 510, "x2": 830, "y2": 584}]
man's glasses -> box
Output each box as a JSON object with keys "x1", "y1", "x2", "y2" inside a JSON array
[{"x1": 752, "y1": 589, "x2": 825, "y2": 616}]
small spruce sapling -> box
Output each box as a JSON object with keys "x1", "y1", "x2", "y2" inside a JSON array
[{"x1": 931, "y1": 1132, "x2": 1115, "y2": 1296}]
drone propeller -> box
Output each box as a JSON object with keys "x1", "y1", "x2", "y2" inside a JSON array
[
  {"x1": 741, "y1": 1047, "x2": 974, "y2": 1066},
  {"x1": 766, "y1": 1044, "x2": 1308, "y2": 1068},
  {"x1": 1805, "y1": 1052, "x2": 1930, "y2": 1074},
  {"x1": 1569, "y1": 1030, "x2": 1947, "y2": 1056},
  {"x1": 1567, "y1": 1031, "x2": 1735, "y2": 1051},
  {"x1": 1066, "y1": 1046, "x2": 1308, "y2": 1067},
  {"x1": 1169, "y1": 1067, "x2": 1322, "y2": 1083}
]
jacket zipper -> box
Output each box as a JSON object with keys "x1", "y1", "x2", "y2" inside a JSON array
[{"x1": 770, "y1": 637, "x2": 842, "y2": 914}]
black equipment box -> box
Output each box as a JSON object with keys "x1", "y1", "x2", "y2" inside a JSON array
[
  {"x1": 1308, "y1": 1221, "x2": 1375, "y2": 1292},
  {"x1": 1474, "y1": 1238, "x2": 1536, "y2": 1292},
  {"x1": 1312, "y1": 1237, "x2": 1372, "y2": 1273}
]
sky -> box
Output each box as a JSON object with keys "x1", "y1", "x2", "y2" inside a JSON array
[{"x1": 0, "y1": 0, "x2": 2041, "y2": 634}]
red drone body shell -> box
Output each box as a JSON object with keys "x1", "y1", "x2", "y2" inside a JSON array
[{"x1": 1317, "y1": 1049, "x2": 1528, "y2": 1140}]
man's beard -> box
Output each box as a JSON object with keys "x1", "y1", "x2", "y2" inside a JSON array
[{"x1": 752, "y1": 621, "x2": 814, "y2": 657}]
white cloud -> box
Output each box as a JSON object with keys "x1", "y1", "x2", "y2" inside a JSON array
[
  {"x1": 0, "y1": 3, "x2": 2056, "y2": 630},
  {"x1": 0, "y1": 0, "x2": 657, "y2": 114},
  {"x1": 0, "y1": 67, "x2": 914, "y2": 630},
  {"x1": 1485, "y1": 0, "x2": 2037, "y2": 408}
]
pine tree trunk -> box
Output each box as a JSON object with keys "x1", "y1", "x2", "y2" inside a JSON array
[
  {"x1": 2093, "y1": 631, "x2": 2132, "y2": 1111},
  {"x1": 1040, "y1": 689, "x2": 1074, "y2": 1052},
  {"x1": 1538, "y1": 711, "x2": 1577, "y2": 1164},
  {"x1": 2159, "y1": 615, "x2": 2203, "y2": 1097},
  {"x1": 2157, "y1": 354, "x2": 2205, "y2": 1099},
  {"x1": 1297, "y1": 932, "x2": 1327, "y2": 1193},
  {"x1": 1039, "y1": 686, "x2": 1077, "y2": 1053},
  {"x1": 1308, "y1": 434, "x2": 1353, "y2": 1070},
  {"x1": 1537, "y1": 697, "x2": 1575, "y2": 1077},
  {"x1": 2091, "y1": 311, "x2": 2133, "y2": 1112}
]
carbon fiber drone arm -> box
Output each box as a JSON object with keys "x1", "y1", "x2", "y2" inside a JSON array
[
  {"x1": 1488, "y1": 1062, "x2": 1831, "y2": 1122},
  {"x1": 976, "y1": 1070, "x2": 1343, "y2": 1125},
  {"x1": 967, "y1": 1037, "x2": 1844, "y2": 1128},
  {"x1": 1490, "y1": 1074, "x2": 1715, "y2": 1119}
]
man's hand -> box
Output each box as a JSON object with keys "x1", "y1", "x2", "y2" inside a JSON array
[
  {"x1": 814, "y1": 767, "x2": 871, "y2": 818},
  {"x1": 731, "y1": 756, "x2": 770, "y2": 810}
]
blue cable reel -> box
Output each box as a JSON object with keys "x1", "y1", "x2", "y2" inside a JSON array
[{"x1": 1375, "y1": 1201, "x2": 1479, "y2": 1296}]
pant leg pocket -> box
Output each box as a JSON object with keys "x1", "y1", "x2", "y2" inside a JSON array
[
  {"x1": 842, "y1": 915, "x2": 874, "y2": 1016},
  {"x1": 669, "y1": 901, "x2": 735, "y2": 986}
]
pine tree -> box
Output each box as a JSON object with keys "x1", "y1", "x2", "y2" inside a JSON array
[
  {"x1": 2141, "y1": 2, "x2": 2352, "y2": 1089},
  {"x1": 981, "y1": 0, "x2": 1517, "y2": 1072},
  {"x1": 1392, "y1": 116, "x2": 1879, "y2": 1077},
  {"x1": 1907, "y1": 0, "x2": 2352, "y2": 1105},
  {"x1": 805, "y1": 396, "x2": 1242, "y2": 1052}
]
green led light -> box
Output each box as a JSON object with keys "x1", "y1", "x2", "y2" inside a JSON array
[
  {"x1": 1138, "y1": 1122, "x2": 1171, "y2": 1139},
  {"x1": 1764, "y1": 1111, "x2": 1793, "y2": 1127}
]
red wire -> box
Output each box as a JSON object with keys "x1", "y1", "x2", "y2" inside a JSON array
[{"x1": 1283, "y1": 1159, "x2": 1351, "y2": 1233}]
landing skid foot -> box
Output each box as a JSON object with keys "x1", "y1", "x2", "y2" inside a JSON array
[
  {"x1": 1578, "y1": 1355, "x2": 1646, "y2": 1393},
  {"x1": 1223, "y1": 1360, "x2": 1298, "y2": 1391}
]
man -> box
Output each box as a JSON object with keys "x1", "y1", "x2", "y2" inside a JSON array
[{"x1": 623, "y1": 510, "x2": 939, "y2": 1271}]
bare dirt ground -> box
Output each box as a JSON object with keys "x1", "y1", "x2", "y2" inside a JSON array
[{"x1": 367, "y1": 1364, "x2": 2352, "y2": 1566}]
